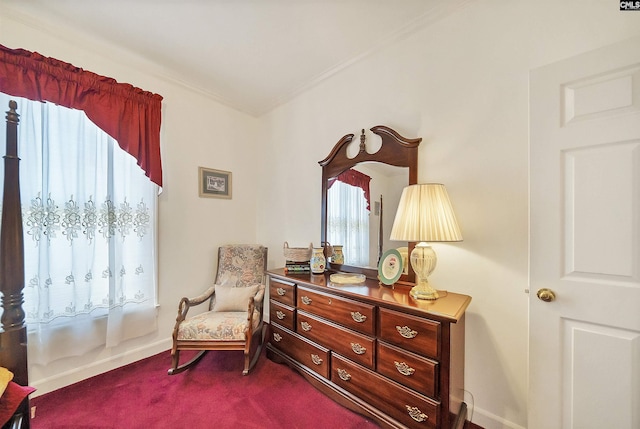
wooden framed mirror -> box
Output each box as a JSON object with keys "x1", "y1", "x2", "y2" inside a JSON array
[{"x1": 319, "y1": 125, "x2": 421, "y2": 282}]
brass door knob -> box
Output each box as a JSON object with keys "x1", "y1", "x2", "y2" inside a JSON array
[{"x1": 536, "y1": 288, "x2": 556, "y2": 302}]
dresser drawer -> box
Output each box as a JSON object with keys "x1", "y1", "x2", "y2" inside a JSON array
[
  {"x1": 377, "y1": 341, "x2": 438, "y2": 398},
  {"x1": 297, "y1": 310, "x2": 375, "y2": 370},
  {"x1": 269, "y1": 278, "x2": 296, "y2": 307},
  {"x1": 331, "y1": 353, "x2": 440, "y2": 429},
  {"x1": 297, "y1": 286, "x2": 375, "y2": 335},
  {"x1": 270, "y1": 325, "x2": 330, "y2": 379},
  {"x1": 269, "y1": 299, "x2": 296, "y2": 331},
  {"x1": 379, "y1": 308, "x2": 441, "y2": 359}
]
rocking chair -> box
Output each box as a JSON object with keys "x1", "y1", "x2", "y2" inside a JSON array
[{"x1": 169, "y1": 244, "x2": 267, "y2": 375}]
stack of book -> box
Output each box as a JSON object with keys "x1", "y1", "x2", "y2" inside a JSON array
[{"x1": 284, "y1": 260, "x2": 310, "y2": 274}]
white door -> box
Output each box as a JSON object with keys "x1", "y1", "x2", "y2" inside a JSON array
[{"x1": 529, "y1": 36, "x2": 640, "y2": 429}]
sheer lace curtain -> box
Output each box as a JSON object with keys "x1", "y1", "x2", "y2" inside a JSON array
[
  {"x1": 327, "y1": 180, "x2": 370, "y2": 266},
  {"x1": 0, "y1": 94, "x2": 158, "y2": 365}
]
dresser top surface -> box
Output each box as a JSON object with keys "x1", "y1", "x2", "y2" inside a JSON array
[{"x1": 268, "y1": 268, "x2": 471, "y2": 323}]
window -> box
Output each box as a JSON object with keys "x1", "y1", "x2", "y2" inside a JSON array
[{"x1": 0, "y1": 94, "x2": 158, "y2": 364}]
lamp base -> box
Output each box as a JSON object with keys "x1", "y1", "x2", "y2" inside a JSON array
[
  {"x1": 409, "y1": 287, "x2": 447, "y2": 300},
  {"x1": 410, "y1": 286, "x2": 438, "y2": 300},
  {"x1": 409, "y1": 243, "x2": 440, "y2": 300}
]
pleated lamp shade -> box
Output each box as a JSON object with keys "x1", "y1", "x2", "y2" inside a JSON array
[{"x1": 390, "y1": 183, "x2": 462, "y2": 242}]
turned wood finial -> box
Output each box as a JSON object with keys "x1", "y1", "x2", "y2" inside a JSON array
[
  {"x1": 4, "y1": 101, "x2": 20, "y2": 158},
  {"x1": 6, "y1": 100, "x2": 19, "y2": 125},
  {"x1": 359, "y1": 129, "x2": 366, "y2": 153}
]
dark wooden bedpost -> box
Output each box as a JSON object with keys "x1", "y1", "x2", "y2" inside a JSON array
[{"x1": 0, "y1": 101, "x2": 30, "y2": 428}]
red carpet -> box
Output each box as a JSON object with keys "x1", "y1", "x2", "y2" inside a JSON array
[{"x1": 31, "y1": 348, "x2": 379, "y2": 429}]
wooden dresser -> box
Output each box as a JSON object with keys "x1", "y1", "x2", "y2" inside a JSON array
[{"x1": 266, "y1": 268, "x2": 471, "y2": 429}]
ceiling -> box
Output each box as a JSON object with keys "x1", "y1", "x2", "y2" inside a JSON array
[{"x1": 2, "y1": 0, "x2": 471, "y2": 116}]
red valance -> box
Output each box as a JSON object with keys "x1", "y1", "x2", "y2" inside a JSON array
[
  {"x1": 0, "y1": 44, "x2": 163, "y2": 187},
  {"x1": 328, "y1": 169, "x2": 371, "y2": 210}
]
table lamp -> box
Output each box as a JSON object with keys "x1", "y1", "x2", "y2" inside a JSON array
[{"x1": 390, "y1": 183, "x2": 462, "y2": 300}]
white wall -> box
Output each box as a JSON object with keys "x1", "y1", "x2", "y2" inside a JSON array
[
  {"x1": 256, "y1": 2, "x2": 640, "y2": 428},
  {"x1": 0, "y1": 9, "x2": 260, "y2": 394}
]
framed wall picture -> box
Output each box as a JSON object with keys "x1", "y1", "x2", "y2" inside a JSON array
[{"x1": 199, "y1": 167, "x2": 232, "y2": 199}]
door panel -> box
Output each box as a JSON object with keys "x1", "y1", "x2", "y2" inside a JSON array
[
  {"x1": 562, "y1": 321, "x2": 640, "y2": 429},
  {"x1": 565, "y1": 141, "x2": 639, "y2": 280}
]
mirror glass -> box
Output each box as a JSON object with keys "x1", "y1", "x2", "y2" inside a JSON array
[{"x1": 326, "y1": 162, "x2": 408, "y2": 269}]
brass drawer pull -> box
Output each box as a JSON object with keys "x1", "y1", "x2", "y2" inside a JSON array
[
  {"x1": 273, "y1": 332, "x2": 282, "y2": 342},
  {"x1": 276, "y1": 287, "x2": 286, "y2": 296},
  {"x1": 406, "y1": 405, "x2": 428, "y2": 422},
  {"x1": 311, "y1": 354, "x2": 323, "y2": 365},
  {"x1": 350, "y1": 343, "x2": 366, "y2": 355},
  {"x1": 394, "y1": 361, "x2": 416, "y2": 376},
  {"x1": 351, "y1": 311, "x2": 367, "y2": 323},
  {"x1": 275, "y1": 310, "x2": 285, "y2": 320},
  {"x1": 300, "y1": 321, "x2": 312, "y2": 332},
  {"x1": 337, "y1": 368, "x2": 351, "y2": 381},
  {"x1": 396, "y1": 325, "x2": 418, "y2": 339},
  {"x1": 301, "y1": 296, "x2": 312, "y2": 305}
]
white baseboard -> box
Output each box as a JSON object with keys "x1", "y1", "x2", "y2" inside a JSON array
[
  {"x1": 30, "y1": 338, "x2": 172, "y2": 397},
  {"x1": 470, "y1": 406, "x2": 527, "y2": 429}
]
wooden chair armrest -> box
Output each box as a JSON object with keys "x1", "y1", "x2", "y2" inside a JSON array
[
  {"x1": 176, "y1": 285, "x2": 215, "y2": 322},
  {"x1": 246, "y1": 284, "x2": 266, "y2": 319},
  {"x1": 253, "y1": 285, "x2": 265, "y2": 306},
  {"x1": 245, "y1": 285, "x2": 266, "y2": 339}
]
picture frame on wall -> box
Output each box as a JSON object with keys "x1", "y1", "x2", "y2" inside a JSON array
[{"x1": 199, "y1": 167, "x2": 232, "y2": 199}]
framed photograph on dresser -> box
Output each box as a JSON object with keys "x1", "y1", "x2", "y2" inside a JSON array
[{"x1": 198, "y1": 167, "x2": 232, "y2": 199}]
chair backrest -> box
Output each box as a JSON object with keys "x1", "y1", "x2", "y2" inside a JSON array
[{"x1": 214, "y1": 244, "x2": 267, "y2": 289}]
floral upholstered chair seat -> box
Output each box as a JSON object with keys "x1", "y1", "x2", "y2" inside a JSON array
[
  {"x1": 169, "y1": 244, "x2": 268, "y2": 375},
  {"x1": 177, "y1": 310, "x2": 262, "y2": 341}
]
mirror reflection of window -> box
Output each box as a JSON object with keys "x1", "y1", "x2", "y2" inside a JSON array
[{"x1": 327, "y1": 169, "x2": 371, "y2": 266}]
